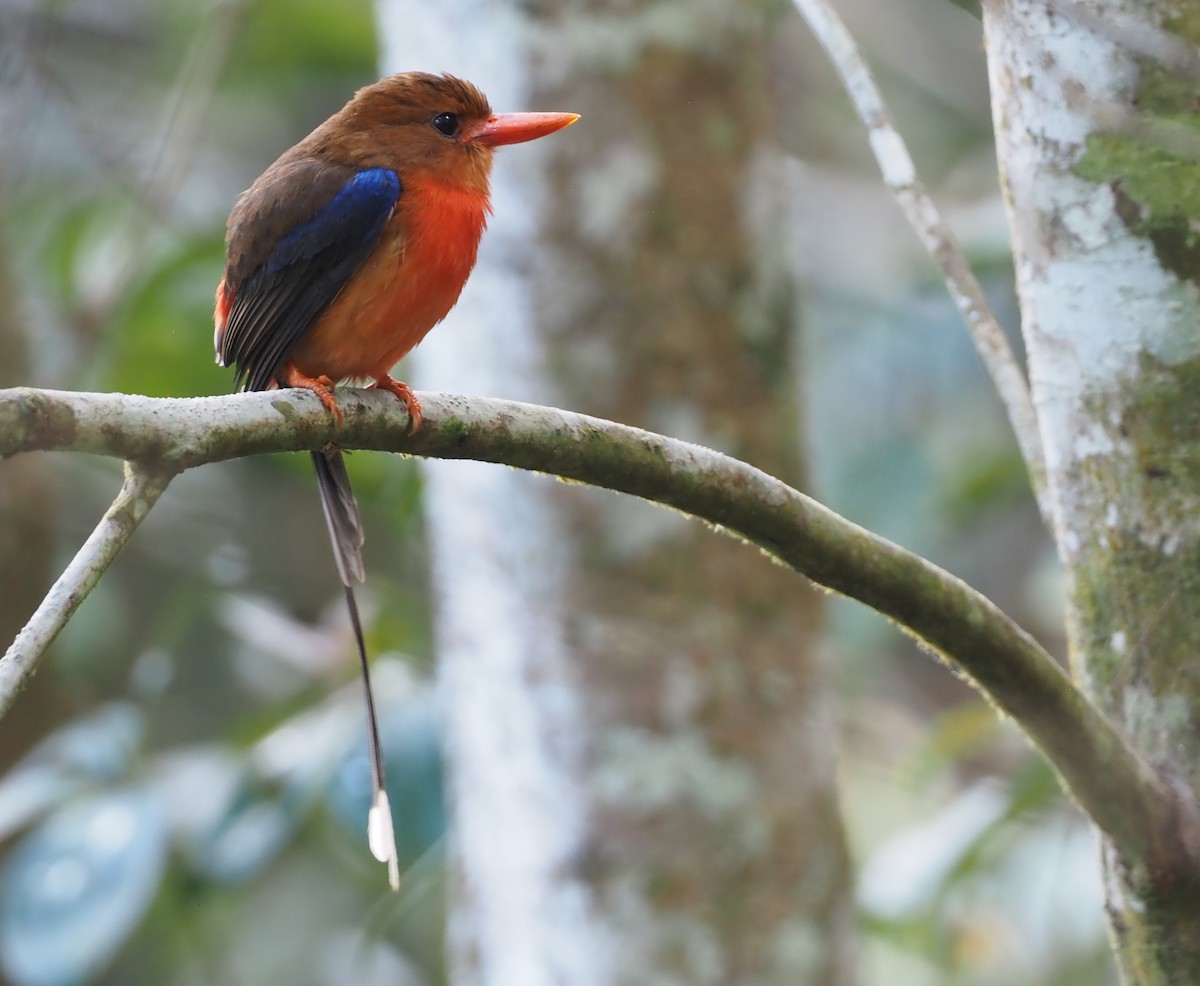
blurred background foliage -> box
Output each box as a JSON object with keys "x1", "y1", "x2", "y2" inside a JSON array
[{"x1": 0, "y1": 0, "x2": 1112, "y2": 983}]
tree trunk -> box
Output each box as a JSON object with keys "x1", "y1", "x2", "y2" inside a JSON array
[
  {"x1": 379, "y1": 6, "x2": 606, "y2": 984},
  {"x1": 983, "y1": 0, "x2": 1200, "y2": 979},
  {"x1": 378, "y1": 0, "x2": 854, "y2": 983},
  {"x1": 529, "y1": 11, "x2": 856, "y2": 984}
]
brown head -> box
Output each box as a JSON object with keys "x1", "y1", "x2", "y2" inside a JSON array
[{"x1": 304, "y1": 72, "x2": 578, "y2": 194}]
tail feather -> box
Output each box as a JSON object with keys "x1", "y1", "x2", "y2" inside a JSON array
[
  {"x1": 311, "y1": 448, "x2": 366, "y2": 586},
  {"x1": 310, "y1": 447, "x2": 397, "y2": 889},
  {"x1": 342, "y1": 582, "x2": 398, "y2": 891}
]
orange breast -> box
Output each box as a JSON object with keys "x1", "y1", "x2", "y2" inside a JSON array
[{"x1": 289, "y1": 174, "x2": 490, "y2": 383}]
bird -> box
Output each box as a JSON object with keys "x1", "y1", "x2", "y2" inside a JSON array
[{"x1": 213, "y1": 72, "x2": 578, "y2": 889}]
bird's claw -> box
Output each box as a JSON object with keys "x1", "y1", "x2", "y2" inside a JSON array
[
  {"x1": 371, "y1": 375, "x2": 424, "y2": 434},
  {"x1": 282, "y1": 363, "x2": 344, "y2": 425}
]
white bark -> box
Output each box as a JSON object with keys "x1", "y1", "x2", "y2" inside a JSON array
[
  {"x1": 376, "y1": 4, "x2": 609, "y2": 984},
  {"x1": 984, "y1": 0, "x2": 1200, "y2": 570}
]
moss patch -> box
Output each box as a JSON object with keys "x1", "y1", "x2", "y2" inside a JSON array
[
  {"x1": 1070, "y1": 353, "x2": 1200, "y2": 761},
  {"x1": 437, "y1": 415, "x2": 472, "y2": 447},
  {"x1": 1116, "y1": 352, "x2": 1200, "y2": 484},
  {"x1": 1073, "y1": 15, "x2": 1200, "y2": 284}
]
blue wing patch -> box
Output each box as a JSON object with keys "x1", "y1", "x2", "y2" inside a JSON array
[{"x1": 267, "y1": 169, "x2": 401, "y2": 273}]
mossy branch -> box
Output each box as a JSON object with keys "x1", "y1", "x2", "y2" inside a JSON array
[{"x1": 1, "y1": 385, "x2": 1193, "y2": 880}]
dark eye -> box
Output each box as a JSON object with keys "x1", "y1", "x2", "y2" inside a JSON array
[{"x1": 432, "y1": 112, "x2": 459, "y2": 137}]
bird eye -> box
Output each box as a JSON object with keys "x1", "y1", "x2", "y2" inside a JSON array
[{"x1": 432, "y1": 112, "x2": 459, "y2": 138}]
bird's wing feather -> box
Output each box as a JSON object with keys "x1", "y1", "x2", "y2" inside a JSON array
[{"x1": 217, "y1": 164, "x2": 402, "y2": 392}]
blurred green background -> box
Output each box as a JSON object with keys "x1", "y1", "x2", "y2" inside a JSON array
[{"x1": 0, "y1": 0, "x2": 1111, "y2": 983}]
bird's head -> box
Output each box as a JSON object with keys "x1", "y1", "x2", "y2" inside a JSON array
[{"x1": 330, "y1": 72, "x2": 578, "y2": 193}]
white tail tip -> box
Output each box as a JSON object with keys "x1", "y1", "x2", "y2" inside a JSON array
[{"x1": 367, "y1": 790, "x2": 400, "y2": 892}]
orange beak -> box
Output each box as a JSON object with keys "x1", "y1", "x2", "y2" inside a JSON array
[{"x1": 465, "y1": 111, "x2": 580, "y2": 147}]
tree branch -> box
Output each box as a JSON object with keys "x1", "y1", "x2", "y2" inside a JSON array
[
  {"x1": 790, "y1": 0, "x2": 1052, "y2": 526},
  {"x1": 0, "y1": 385, "x2": 1191, "y2": 876},
  {"x1": 1, "y1": 457, "x2": 172, "y2": 717}
]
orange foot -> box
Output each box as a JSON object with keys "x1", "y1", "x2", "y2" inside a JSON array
[
  {"x1": 282, "y1": 362, "x2": 343, "y2": 425},
  {"x1": 371, "y1": 375, "x2": 423, "y2": 434}
]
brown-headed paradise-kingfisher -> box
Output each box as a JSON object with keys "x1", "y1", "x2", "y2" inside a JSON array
[{"x1": 213, "y1": 73, "x2": 578, "y2": 888}]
